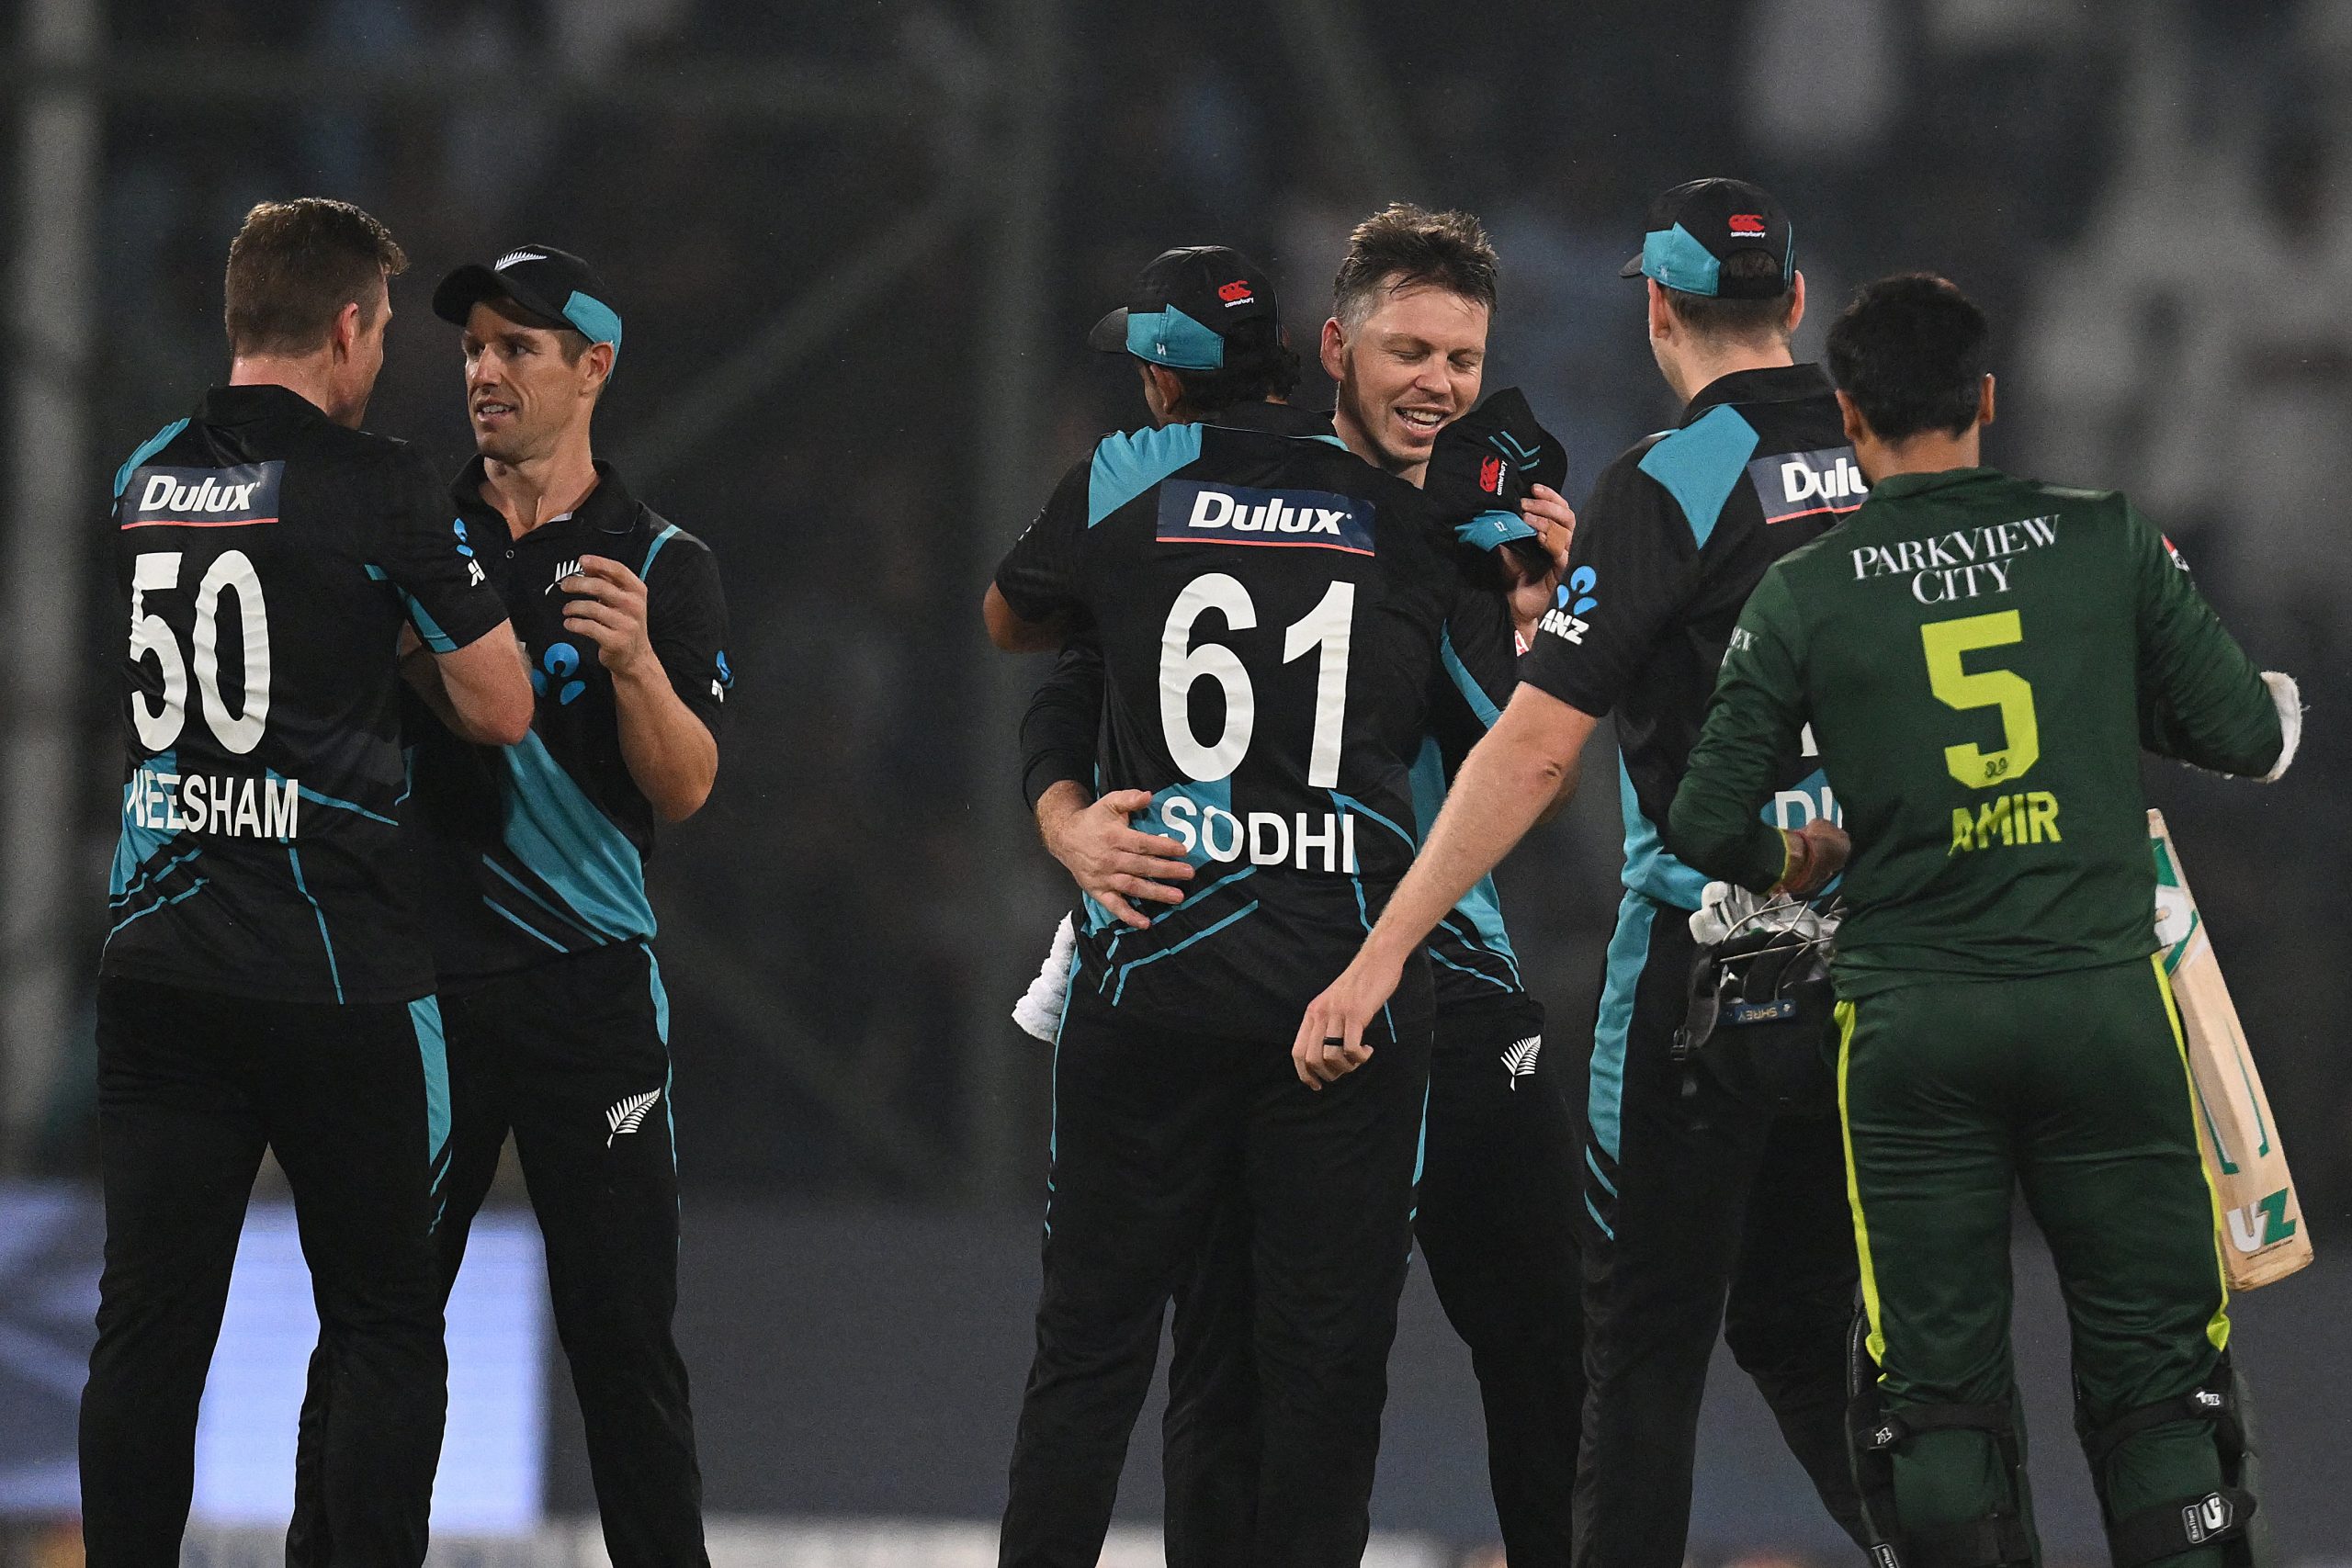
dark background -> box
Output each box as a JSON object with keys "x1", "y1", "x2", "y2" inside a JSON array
[{"x1": 1, "y1": 0, "x2": 2346, "y2": 1562}]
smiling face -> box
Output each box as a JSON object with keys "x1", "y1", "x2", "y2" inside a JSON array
[
  {"x1": 460, "y1": 298, "x2": 607, "y2": 465},
  {"x1": 1322, "y1": 280, "x2": 1490, "y2": 483}
]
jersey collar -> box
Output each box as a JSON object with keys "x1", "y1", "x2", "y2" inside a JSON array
[
  {"x1": 451, "y1": 455, "x2": 639, "y2": 543},
  {"x1": 1680, "y1": 362, "x2": 1834, "y2": 423},
  {"x1": 1866, "y1": 466, "x2": 2002, "y2": 500},
  {"x1": 196, "y1": 382, "x2": 335, "y2": 430},
  {"x1": 1204, "y1": 400, "x2": 1341, "y2": 442}
]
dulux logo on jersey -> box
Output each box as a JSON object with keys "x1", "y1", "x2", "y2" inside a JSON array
[
  {"x1": 120, "y1": 462, "x2": 285, "y2": 530},
  {"x1": 1157, "y1": 479, "x2": 1375, "y2": 557},
  {"x1": 1747, "y1": 446, "x2": 1868, "y2": 525}
]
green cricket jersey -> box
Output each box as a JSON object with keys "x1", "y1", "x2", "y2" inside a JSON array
[{"x1": 1667, "y1": 467, "x2": 2286, "y2": 996}]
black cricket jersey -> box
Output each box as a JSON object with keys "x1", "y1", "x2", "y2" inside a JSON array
[
  {"x1": 1521, "y1": 364, "x2": 1866, "y2": 910},
  {"x1": 1016, "y1": 536, "x2": 1528, "y2": 1018},
  {"x1": 994, "y1": 401, "x2": 1453, "y2": 1040},
  {"x1": 1410, "y1": 559, "x2": 1527, "y2": 1009},
  {"x1": 104, "y1": 384, "x2": 511, "y2": 1004},
  {"x1": 406, "y1": 458, "x2": 729, "y2": 987}
]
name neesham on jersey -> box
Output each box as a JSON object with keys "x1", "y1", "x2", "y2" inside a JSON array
[
  {"x1": 1851, "y1": 514, "x2": 2058, "y2": 604},
  {"x1": 1159, "y1": 796, "x2": 1361, "y2": 872},
  {"x1": 126, "y1": 763, "x2": 300, "y2": 839}
]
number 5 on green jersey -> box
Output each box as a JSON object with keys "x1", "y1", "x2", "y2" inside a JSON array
[{"x1": 1921, "y1": 610, "x2": 2040, "y2": 789}]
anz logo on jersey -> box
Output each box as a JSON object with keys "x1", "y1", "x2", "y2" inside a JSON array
[{"x1": 1155, "y1": 479, "x2": 1376, "y2": 557}]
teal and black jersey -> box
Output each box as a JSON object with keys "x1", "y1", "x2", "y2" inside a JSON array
[
  {"x1": 405, "y1": 458, "x2": 729, "y2": 987},
  {"x1": 1408, "y1": 554, "x2": 1527, "y2": 1010},
  {"x1": 1520, "y1": 364, "x2": 1865, "y2": 910},
  {"x1": 1016, "y1": 538, "x2": 1528, "y2": 1017},
  {"x1": 104, "y1": 385, "x2": 511, "y2": 1004},
  {"x1": 995, "y1": 401, "x2": 1453, "y2": 1041}
]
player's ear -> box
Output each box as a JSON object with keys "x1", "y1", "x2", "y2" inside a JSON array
[
  {"x1": 330, "y1": 299, "x2": 362, "y2": 363},
  {"x1": 1645, "y1": 278, "x2": 1672, "y2": 343},
  {"x1": 582, "y1": 341, "x2": 615, "y2": 399},
  {"x1": 1835, "y1": 388, "x2": 1867, "y2": 447},
  {"x1": 1318, "y1": 316, "x2": 1346, "y2": 384},
  {"x1": 1786, "y1": 270, "x2": 1806, "y2": 337},
  {"x1": 1978, "y1": 373, "x2": 1996, "y2": 429}
]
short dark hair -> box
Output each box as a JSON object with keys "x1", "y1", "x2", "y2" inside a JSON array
[
  {"x1": 1333, "y1": 204, "x2": 1498, "y2": 331},
  {"x1": 223, "y1": 198, "x2": 407, "y2": 357},
  {"x1": 1826, "y1": 274, "x2": 1992, "y2": 443},
  {"x1": 1165, "y1": 317, "x2": 1302, "y2": 416},
  {"x1": 1660, "y1": 249, "x2": 1796, "y2": 343}
]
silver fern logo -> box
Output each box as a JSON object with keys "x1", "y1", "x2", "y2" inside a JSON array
[
  {"x1": 605, "y1": 1089, "x2": 663, "y2": 1147},
  {"x1": 1501, "y1": 1035, "x2": 1543, "y2": 1089},
  {"x1": 493, "y1": 249, "x2": 548, "y2": 271}
]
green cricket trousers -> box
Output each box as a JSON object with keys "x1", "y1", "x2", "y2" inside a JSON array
[{"x1": 1838, "y1": 954, "x2": 2249, "y2": 1567}]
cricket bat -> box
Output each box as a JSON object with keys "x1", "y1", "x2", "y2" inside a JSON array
[{"x1": 2149, "y1": 809, "x2": 2312, "y2": 1290}]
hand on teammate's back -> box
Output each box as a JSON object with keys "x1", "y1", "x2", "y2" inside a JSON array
[{"x1": 1037, "y1": 784, "x2": 1194, "y2": 930}]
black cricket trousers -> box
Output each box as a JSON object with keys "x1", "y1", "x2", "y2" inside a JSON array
[
  {"x1": 1575, "y1": 889, "x2": 1868, "y2": 1566},
  {"x1": 80, "y1": 976, "x2": 449, "y2": 1568},
  {"x1": 288, "y1": 941, "x2": 707, "y2": 1568},
  {"x1": 998, "y1": 975, "x2": 1432, "y2": 1568},
  {"x1": 1159, "y1": 994, "x2": 1587, "y2": 1567}
]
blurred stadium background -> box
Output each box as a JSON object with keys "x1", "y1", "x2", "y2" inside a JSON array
[{"x1": 1, "y1": 0, "x2": 2348, "y2": 1562}]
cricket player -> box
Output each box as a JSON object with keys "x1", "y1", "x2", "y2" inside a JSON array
[
  {"x1": 984, "y1": 243, "x2": 1467, "y2": 1567},
  {"x1": 1020, "y1": 207, "x2": 1585, "y2": 1565},
  {"x1": 1668, "y1": 273, "x2": 2293, "y2": 1567},
  {"x1": 288, "y1": 245, "x2": 730, "y2": 1568},
  {"x1": 85, "y1": 199, "x2": 531, "y2": 1567},
  {"x1": 1297, "y1": 178, "x2": 1871, "y2": 1565}
]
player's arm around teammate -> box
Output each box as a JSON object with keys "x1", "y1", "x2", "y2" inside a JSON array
[
  {"x1": 288, "y1": 246, "x2": 729, "y2": 1568},
  {"x1": 85, "y1": 200, "x2": 528, "y2": 1568},
  {"x1": 1669, "y1": 275, "x2": 2293, "y2": 1568}
]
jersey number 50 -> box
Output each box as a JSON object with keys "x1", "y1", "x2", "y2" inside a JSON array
[
  {"x1": 128, "y1": 549, "x2": 273, "y2": 754},
  {"x1": 1159, "y1": 571, "x2": 1352, "y2": 786},
  {"x1": 1921, "y1": 610, "x2": 2039, "y2": 788}
]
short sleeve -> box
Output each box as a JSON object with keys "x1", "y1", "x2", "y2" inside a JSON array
[
  {"x1": 993, "y1": 457, "x2": 1092, "y2": 627},
  {"x1": 1518, "y1": 452, "x2": 1696, "y2": 716},
  {"x1": 377, "y1": 446, "x2": 507, "y2": 653},
  {"x1": 647, "y1": 534, "x2": 732, "y2": 738}
]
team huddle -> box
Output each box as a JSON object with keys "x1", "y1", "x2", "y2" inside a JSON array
[
  {"x1": 82, "y1": 180, "x2": 2293, "y2": 1568},
  {"x1": 988, "y1": 183, "x2": 2296, "y2": 1567}
]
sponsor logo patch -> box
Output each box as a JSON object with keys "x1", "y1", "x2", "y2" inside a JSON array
[
  {"x1": 120, "y1": 462, "x2": 285, "y2": 530},
  {"x1": 1478, "y1": 453, "x2": 1507, "y2": 495},
  {"x1": 1729, "y1": 213, "x2": 1768, "y2": 236},
  {"x1": 1216, "y1": 279, "x2": 1255, "y2": 306},
  {"x1": 1747, "y1": 446, "x2": 1869, "y2": 525},
  {"x1": 1156, "y1": 479, "x2": 1375, "y2": 556}
]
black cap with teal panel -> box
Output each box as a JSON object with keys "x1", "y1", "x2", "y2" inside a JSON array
[
  {"x1": 1087, "y1": 245, "x2": 1281, "y2": 371},
  {"x1": 434, "y1": 244, "x2": 624, "y2": 362},
  {"x1": 1619, "y1": 179, "x2": 1795, "y2": 299}
]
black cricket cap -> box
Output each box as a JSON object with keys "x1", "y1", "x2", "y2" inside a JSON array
[
  {"x1": 1087, "y1": 246, "x2": 1281, "y2": 371},
  {"x1": 1619, "y1": 179, "x2": 1795, "y2": 299},
  {"x1": 434, "y1": 244, "x2": 623, "y2": 358}
]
